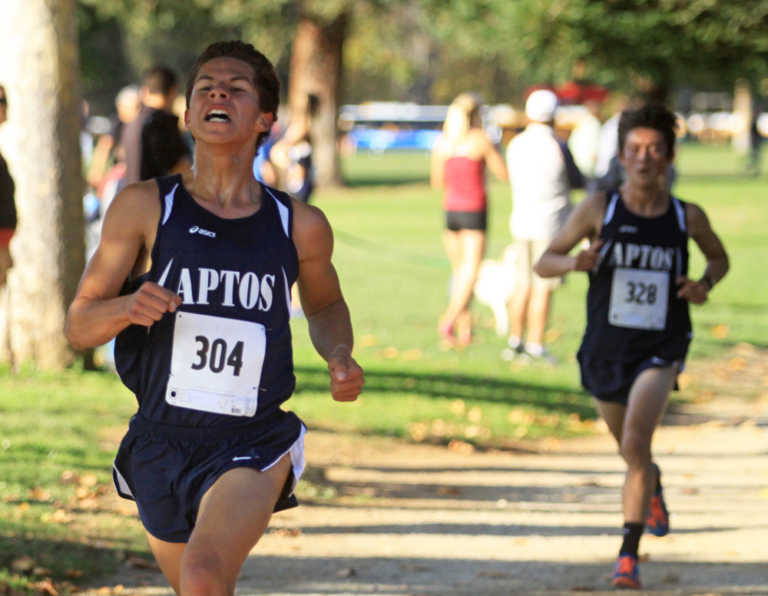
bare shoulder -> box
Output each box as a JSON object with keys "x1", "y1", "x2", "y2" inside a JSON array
[
  {"x1": 104, "y1": 180, "x2": 161, "y2": 232},
  {"x1": 683, "y1": 201, "x2": 711, "y2": 234},
  {"x1": 291, "y1": 199, "x2": 333, "y2": 260},
  {"x1": 578, "y1": 191, "x2": 608, "y2": 221}
]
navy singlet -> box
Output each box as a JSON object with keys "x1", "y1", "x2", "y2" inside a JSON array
[
  {"x1": 115, "y1": 175, "x2": 299, "y2": 429},
  {"x1": 578, "y1": 192, "x2": 692, "y2": 364}
]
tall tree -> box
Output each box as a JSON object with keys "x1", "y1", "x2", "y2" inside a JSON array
[
  {"x1": 0, "y1": 0, "x2": 85, "y2": 368},
  {"x1": 424, "y1": 0, "x2": 768, "y2": 102},
  {"x1": 288, "y1": 3, "x2": 349, "y2": 187}
]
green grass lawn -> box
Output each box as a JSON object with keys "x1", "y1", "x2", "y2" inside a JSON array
[
  {"x1": 0, "y1": 141, "x2": 765, "y2": 592},
  {"x1": 290, "y1": 142, "x2": 768, "y2": 439}
]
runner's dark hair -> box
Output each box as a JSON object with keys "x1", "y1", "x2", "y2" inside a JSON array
[{"x1": 618, "y1": 103, "x2": 677, "y2": 156}]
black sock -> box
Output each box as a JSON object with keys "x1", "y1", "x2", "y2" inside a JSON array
[{"x1": 619, "y1": 522, "x2": 644, "y2": 557}]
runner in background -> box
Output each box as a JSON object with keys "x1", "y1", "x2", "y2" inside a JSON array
[{"x1": 535, "y1": 103, "x2": 728, "y2": 589}]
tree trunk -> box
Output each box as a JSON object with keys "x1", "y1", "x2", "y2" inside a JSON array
[
  {"x1": 289, "y1": 10, "x2": 348, "y2": 188},
  {"x1": 0, "y1": 0, "x2": 84, "y2": 369}
]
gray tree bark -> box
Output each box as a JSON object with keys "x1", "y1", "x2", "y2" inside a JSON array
[{"x1": 0, "y1": 0, "x2": 84, "y2": 369}]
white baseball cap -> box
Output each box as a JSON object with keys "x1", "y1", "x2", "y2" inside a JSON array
[{"x1": 525, "y1": 89, "x2": 558, "y2": 122}]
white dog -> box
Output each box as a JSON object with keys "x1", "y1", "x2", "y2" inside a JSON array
[{"x1": 473, "y1": 245, "x2": 516, "y2": 335}]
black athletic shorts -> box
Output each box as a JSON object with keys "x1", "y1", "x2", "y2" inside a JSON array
[
  {"x1": 445, "y1": 210, "x2": 487, "y2": 231},
  {"x1": 578, "y1": 352, "x2": 686, "y2": 405},
  {"x1": 112, "y1": 411, "x2": 305, "y2": 542}
]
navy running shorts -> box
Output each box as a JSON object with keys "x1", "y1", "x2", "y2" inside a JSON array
[
  {"x1": 112, "y1": 410, "x2": 306, "y2": 542},
  {"x1": 578, "y1": 352, "x2": 686, "y2": 405},
  {"x1": 445, "y1": 210, "x2": 487, "y2": 232}
]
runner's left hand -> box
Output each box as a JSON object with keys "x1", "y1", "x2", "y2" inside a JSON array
[
  {"x1": 676, "y1": 276, "x2": 708, "y2": 304},
  {"x1": 327, "y1": 348, "x2": 364, "y2": 402}
]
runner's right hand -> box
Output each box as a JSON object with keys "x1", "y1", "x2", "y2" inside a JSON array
[
  {"x1": 572, "y1": 239, "x2": 604, "y2": 272},
  {"x1": 126, "y1": 281, "x2": 182, "y2": 326}
]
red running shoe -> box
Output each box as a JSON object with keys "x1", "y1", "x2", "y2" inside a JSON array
[
  {"x1": 612, "y1": 554, "x2": 641, "y2": 589},
  {"x1": 646, "y1": 464, "x2": 670, "y2": 537},
  {"x1": 646, "y1": 491, "x2": 670, "y2": 536}
]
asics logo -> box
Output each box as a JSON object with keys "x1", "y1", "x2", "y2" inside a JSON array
[{"x1": 189, "y1": 225, "x2": 216, "y2": 238}]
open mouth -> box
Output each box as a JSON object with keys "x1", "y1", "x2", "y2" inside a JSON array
[{"x1": 205, "y1": 109, "x2": 231, "y2": 122}]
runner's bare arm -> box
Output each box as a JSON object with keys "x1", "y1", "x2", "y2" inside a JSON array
[
  {"x1": 676, "y1": 202, "x2": 729, "y2": 304},
  {"x1": 293, "y1": 201, "x2": 363, "y2": 402},
  {"x1": 535, "y1": 193, "x2": 606, "y2": 277},
  {"x1": 65, "y1": 182, "x2": 182, "y2": 350},
  {"x1": 430, "y1": 139, "x2": 446, "y2": 190},
  {"x1": 481, "y1": 133, "x2": 509, "y2": 182}
]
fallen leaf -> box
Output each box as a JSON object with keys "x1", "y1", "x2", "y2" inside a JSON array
[
  {"x1": 408, "y1": 422, "x2": 428, "y2": 442},
  {"x1": 79, "y1": 473, "x2": 99, "y2": 487},
  {"x1": 29, "y1": 487, "x2": 51, "y2": 501},
  {"x1": 29, "y1": 579, "x2": 58, "y2": 596},
  {"x1": 125, "y1": 556, "x2": 159, "y2": 570},
  {"x1": 271, "y1": 527, "x2": 302, "y2": 537},
  {"x1": 359, "y1": 334, "x2": 377, "y2": 347},
  {"x1": 60, "y1": 470, "x2": 79, "y2": 484},
  {"x1": 447, "y1": 439, "x2": 474, "y2": 455},
  {"x1": 727, "y1": 357, "x2": 747, "y2": 370},
  {"x1": 436, "y1": 486, "x2": 461, "y2": 496},
  {"x1": 11, "y1": 556, "x2": 35, "y2": 573},
  {"x1": 379, "y1": 346, "x2": 399, "y2": 359}
]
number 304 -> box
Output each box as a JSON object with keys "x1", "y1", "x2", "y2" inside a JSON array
[
  {"x1": 191, "y1": 336, "x2": 244, "y2": 376},
  {"x1": 625, "y1": 281, "x2": 657, "y2": 305}
]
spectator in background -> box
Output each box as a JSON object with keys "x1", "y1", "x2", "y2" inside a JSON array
[
  {"x1": 87, "y1": 85, "x2": 141, "y2": 194},
  {"x1": 431, "y1": 93, "x2": 508, "y2": 348},
  {"x1": 568, "y1": 98, "x2": 602, "y2": 183},
  {"x1": 268, "y1": 93, "x2": 319, "y2": 203},
  {"x1": 0, "y1": 84, "x2": 16, "y2": 287},
  {"x1": 504, "y1": 89, "x2": 584, "y2": 363},
  {"x1": 252, "y1": 119, "x2": 283, "y2": 187},
  {"x1": 747, "y1": 108, "x2": 762, "y2": 176},
  {"x1": 121, "y1": 65, "x2": 191, "y2": 185},
  {"x1": 172, "y1": 93, "x2": 196, "y2": 156}
]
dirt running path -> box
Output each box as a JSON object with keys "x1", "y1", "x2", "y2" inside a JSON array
[
  {"x1": 83, "y1": 350, "x2": 768, "y2": 596},
  {"x1": 86, "y1": 407, "x2": 768, "y2": 595}
]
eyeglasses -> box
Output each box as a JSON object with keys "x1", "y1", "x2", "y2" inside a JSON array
[{"x1": 0, "y1": 98, "x2": 6, "y2": 106}]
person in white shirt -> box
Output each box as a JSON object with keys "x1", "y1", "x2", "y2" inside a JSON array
[{"x1": 504, "y1": 89, "x2": 583, "y2": 362}]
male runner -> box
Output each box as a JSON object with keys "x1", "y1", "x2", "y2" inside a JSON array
[
  {"x1": 66, "y1": 41, "x2": 364, "y2": 595},
  {"x1": 535, "y1": 104, "x2": 728, "y2": 589}
]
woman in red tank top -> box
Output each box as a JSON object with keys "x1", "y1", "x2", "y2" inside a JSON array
[{"x1": 430, "y1": 93, "x2": 507, "y2": 347}]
